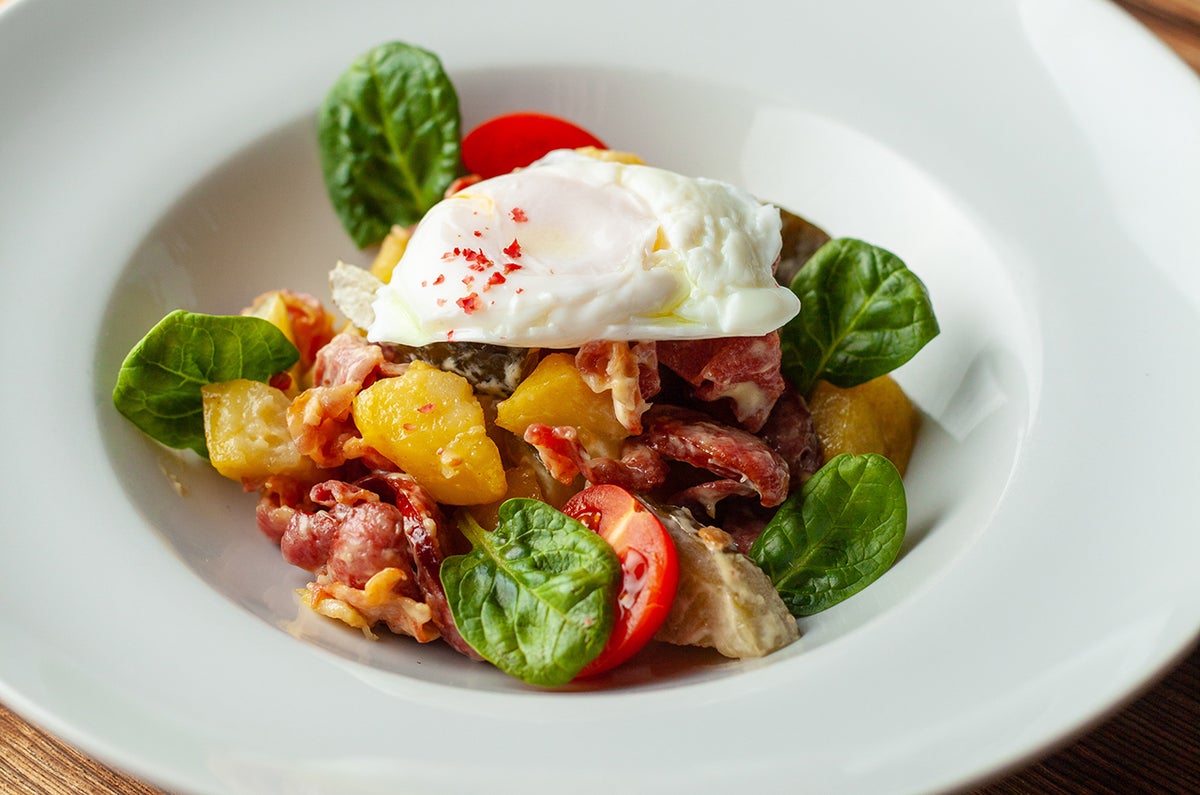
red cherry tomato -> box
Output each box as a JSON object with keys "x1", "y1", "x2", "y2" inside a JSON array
[
  {"x1": 461, "y1": 112, "x2": 607, "y2": 179},
  {"x1": 561, "y1": 484, "x2": 679, "y2": 678}
]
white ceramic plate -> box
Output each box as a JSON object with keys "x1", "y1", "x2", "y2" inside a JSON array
[{"x1": 3, "y1": 0, "x2": 1199, "y2": 792}]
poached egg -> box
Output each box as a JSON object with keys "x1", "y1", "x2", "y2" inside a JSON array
[{"x1": 367, "y1": 149, "x2": 799, "y2": 348}]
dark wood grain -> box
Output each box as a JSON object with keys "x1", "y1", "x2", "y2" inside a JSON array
[
  {"x1": 1117, "y1": 0, "x2": 1200, "y2": 70},
  {"x1": 0, "y1": 702, "x2": 164, "y2": 795},
  {"x1": 972, "y1": 643, "x2": 1200, "y2": 794},
  {"x1": 2, "y1": 2, "x2": 1198, "y2": 793}
]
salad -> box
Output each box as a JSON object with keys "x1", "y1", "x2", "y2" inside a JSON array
[{"x1": 112, "y1": 42, "x2": 939, "y2": 687}]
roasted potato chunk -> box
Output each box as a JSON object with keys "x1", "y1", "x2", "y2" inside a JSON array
[
  {"x1": 202, "y1": 379, "x2": 319, "y2": 481},
  {"x1": 808, "y1": 375, "x2": 919, "y2": 475},
  {"x1": 495, "y1": 352, "x2": 628, "y2": 458},
  {"x1": 353, "y1": 362, "x2": 506, "y2": 505}
]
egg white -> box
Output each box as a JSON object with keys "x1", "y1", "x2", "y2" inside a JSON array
[{"x1": 368, "y1": 149, "x2": 798, "y2": 348}]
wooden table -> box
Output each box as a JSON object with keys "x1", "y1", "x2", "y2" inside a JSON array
[{"x1": 3, "y1": 2, "x2": 1199, "y2": 793}]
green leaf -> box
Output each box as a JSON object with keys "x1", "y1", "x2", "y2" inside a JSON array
[
  {"x1": 780, "y1": 238, "x2": 939, "y2": 396},
  {"x1": 112, "y1": 310, "x2": 299, "y2": 457},
  {"x1": 749, "y1": 453, "x2": 906, "y2": 616},
  {"x1": 318, "y1": 41, "x2": 462, "y2": 248},
  {"x1": 441, "y1": 499, "x2": 621, "y2": 686}
]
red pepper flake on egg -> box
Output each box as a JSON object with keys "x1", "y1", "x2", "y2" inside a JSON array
[
  {"x1": 510, "y1": 207, "x2": 527, "y2": 223},
  {"x1": 457, "y1": 293, "x2": 482, "y2": 314},
  {"x1": 463, "y1": 248, "x2": 493, "y2": 269}
]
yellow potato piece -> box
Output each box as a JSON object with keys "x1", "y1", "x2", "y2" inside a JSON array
[
  {"x1": 574, "y1": 146, "x2": 645, "y2": 165},
  {"x1": 466, "y1": 458, "x2": 547, "y2": 531},
  {"x1": 244, "y1": 291, "x2": 302, "y2": 394},
  {"x1": 809, "y1": 375, "x2": 920, "y2": 476},
  {"x1": 353, "y1": 362, "x2": 506, "y2": 505},
  {"x1": 202, "y1": 379, "x2": 319, "y2": 482},
  {"x1": 246, "y1": 291, "x2": 295, "y2": 343},
  {"x1": 494, "y1": 352, "x2": 628, "y2": 458},
  {"x1": 369, "y1": 224, "x2": 412, "y2": 284}
]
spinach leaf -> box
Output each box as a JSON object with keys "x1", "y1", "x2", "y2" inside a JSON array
[
  {"x1": 441, "y1": 499, "x2": 620, "y2": 686},
  {"x1": 780, "y1": 238, "x2": 939, "y2": 396},
  {"x1": 318, "y1": 41, "x2": 462, "y2": 248},
  {"x1": 112, "y1": 310, "x2": 299, "y2": 457},
  {"x1": 749, "y1": 453, "x2": 906, "y2": 616}
]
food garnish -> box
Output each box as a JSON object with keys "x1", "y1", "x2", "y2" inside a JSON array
[
  {"x1": 461, "y1": 111, "x2": 607, "y2": 179},
  {"x1": 780, "y1": 237, "x2": 940, "y2": 396},
  {"x1": 113, "y1": 311, "x2": 300, "y2": 457},
  {"x1": 749, "y1": 453, "x2": 907, "y2": 616},
  {"x1": 317, "y1": 41, "x2": 461, "y2": 247},
  {"x1": 112, "y1": 40, "x2": 939, "y2": 686},
  {"x1": 561, "y1": 485, "x2": 680, "y2": 677},
  {"x1": 443, "y1": 499, "x2": 621, "y2": 687}
]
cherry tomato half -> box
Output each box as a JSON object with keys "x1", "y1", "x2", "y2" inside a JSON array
[
  {"x1": 561, "y1": 484, "x2": 679, "y2": 678},
  {"x1": 460, "y1": 112, "x2": 606, "y2": 179}
]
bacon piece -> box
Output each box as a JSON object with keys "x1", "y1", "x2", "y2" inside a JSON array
[
  {"x1": 280, "y1": 291, "x2": 337, "y2": 371},
  {"x1": 255, "y1": 474, "x2": 316, "y2": 544},
  {"x1": 657, "y1": 333, "x2": 786, "y2": 432},
  {"x1": 523, "y1": 424, "x2": 669, "y2": 493},
  {"x1": 356, "y1": 472, "x2": 480, "y2": 659},
  {"x1": 287, "y1": 383, "x2": 360, "y2": 468},
  {"x1": 524, "y1": 404, "x2": 789, "y2": 511},
  {"x1": 670, "y1": 480, "x2": 759, "y2": 519},
  {"x1": 280, "y1": 509, "x2": 339, "y2": 571},
  {"x1": 290, "y1": 333, "x2": 408, "y2": 468},
  {"x1": 590, "y1": 438, "x2": 669, "y2": 491},
  {"x1": 634, "y1": 341, "x2": 661, "y2": 401},
  {"x1": 304, "y1": 568, "x2": 437, "y2": 642},
  {"x1": 318, "y1": 484, "x2": 415, "y2": 591},
  {"x1": 246, "y1": 290, "x2": 336, "y2": 372},
  {"x1": 639, "y1": 405, "x2": 790, "y2": 508},
  {"x1": 278, "y1": 474, "x2": 481, "y2": 654},
  {"x1": 757, "y1": 384, "x2": 823, "y2": 488},
  {"x1": 575, "y1": 341, "x2": 660, "y2": 434},
  {"x1": 312, "y1": 331, "x2": 407, "y2": 388},
  {"x1": 280, "y1": 480, "x2": 417, "y2": 592},
  {"x1": 522, "y1": 424, "x2": 583, "y2": 484}
]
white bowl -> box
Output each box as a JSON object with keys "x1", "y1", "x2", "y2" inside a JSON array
[{"x1": 2, "y1": 0, "x2": 1198, "y2": 792}]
